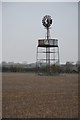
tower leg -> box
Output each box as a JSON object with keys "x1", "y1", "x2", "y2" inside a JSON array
[
  {"x1": 36, "y1": 46, "x2": 38, "y2": 73},
  {"x1": 46, "y1": 47, "x2": 50, "y2": 74},
  {"x1": 58, "y1": 46, "x2": 59, "y2": 64}
]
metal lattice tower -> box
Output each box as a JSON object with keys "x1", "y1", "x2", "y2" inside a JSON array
[{"x1": 36, "y1": 15, "x2": 59, "y2": 74}]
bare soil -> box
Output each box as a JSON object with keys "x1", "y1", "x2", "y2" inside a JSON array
[{"x1": 2, "y1": 73, "x2": 78, "y2": 118}]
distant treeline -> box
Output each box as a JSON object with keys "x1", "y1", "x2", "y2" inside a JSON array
[
  {"x1": 37, "y1": 64, "x2": 79, "y2": 74},
  {"x1": 2, "y1": 66, "x2": 36, "y2": 73},
  {"x1": 1, "y1": 64, "x2": 80, "y2": 73}
]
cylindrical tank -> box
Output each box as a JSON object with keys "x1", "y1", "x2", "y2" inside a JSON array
[
  {"x1": 38, "y1": 39, "x2": 58, "y2": 46},
  {"x1": 38, "y1": 40, "x2": 44, "y2": 46},
  {"x1": 53, "y1": 39, "x2": 58, "y2": 46},
  {"x1": 49, "y1": 39, "x2": 58, "y2": 46}
]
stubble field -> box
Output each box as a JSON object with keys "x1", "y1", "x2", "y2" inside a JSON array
[{"x1": 2, "y1": 73, "x2": 78, "y2": 118}]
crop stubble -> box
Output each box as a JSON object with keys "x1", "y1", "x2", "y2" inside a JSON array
[{"x1": 2, "y1": 73, "x2": 78, "y2": 118}]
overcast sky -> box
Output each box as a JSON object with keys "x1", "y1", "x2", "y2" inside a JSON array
[
  {"x1": 0, "y1": 2, "x2": 2, "y2": 63},
  {"x1": 2, "y1": 2, "x2": 78, "y2": 64},
  {"x1": 78, "y1": 1, "x2": 80, "y2": 62}
]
